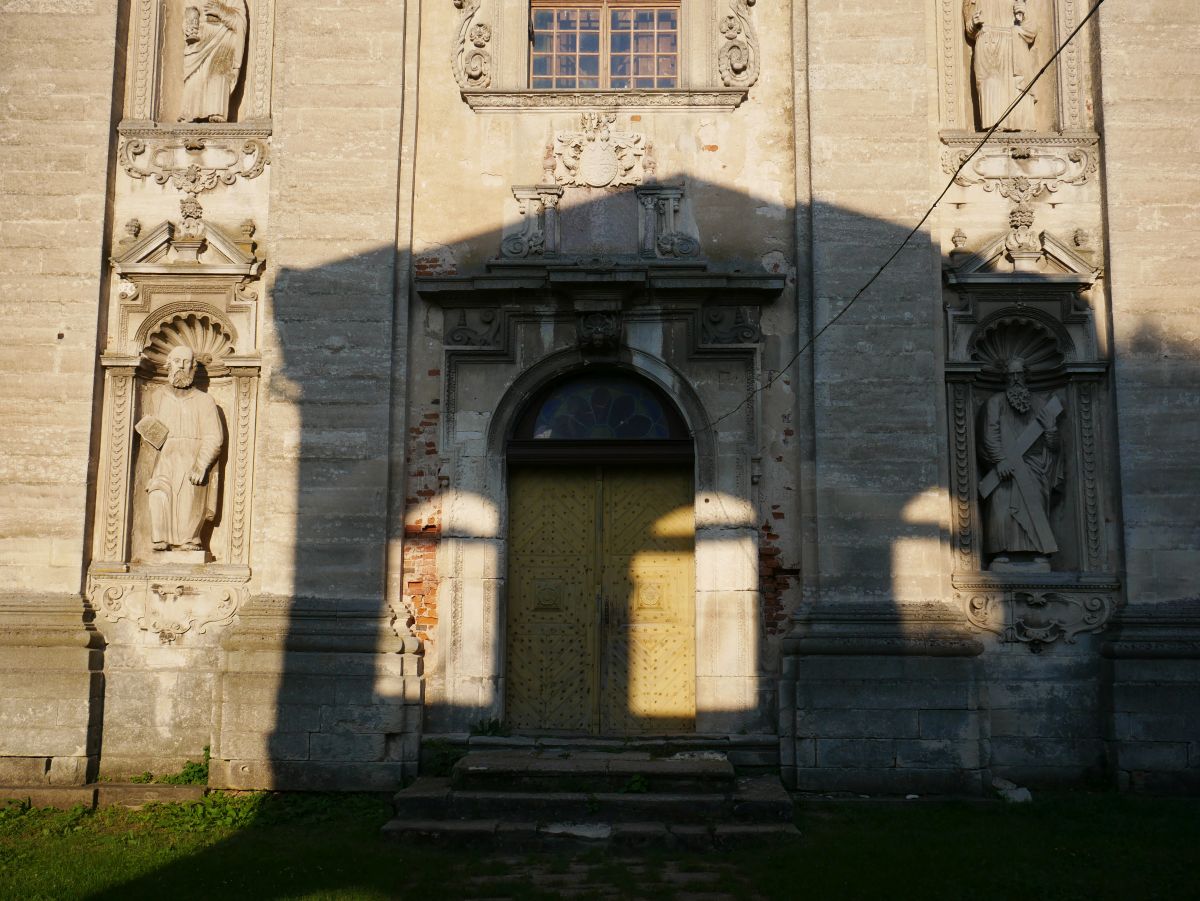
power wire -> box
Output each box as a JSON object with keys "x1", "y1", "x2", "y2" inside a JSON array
[{"x1": 698, "y1": 0, "x2": 1107, "y2": 434}]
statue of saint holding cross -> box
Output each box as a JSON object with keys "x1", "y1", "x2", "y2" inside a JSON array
[{"x1": 978, "y1": 357, "x2": 1064, "y2": 571}]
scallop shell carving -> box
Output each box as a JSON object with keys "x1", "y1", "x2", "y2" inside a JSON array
[
  {"x1": 970, "y1": 317, "x2": 1066, "y2": 386},
  {"x1": 143, "y1": 312, "x2": 235, "y2": 375}
]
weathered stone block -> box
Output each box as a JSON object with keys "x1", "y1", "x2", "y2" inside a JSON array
[
  {"x1": 308, "y1": 731, "x2": 386, "y2": 763},
  {"x1": 815, "y1": 738, "x2": 896, "y2": 768},
  {"x1": 1116, "y1": 741, "x2": 1189, "y2": 772},
  {"x1": 795, "y1": 708, "x2": 919, "y2": 739},
  {"x1": 896, "y1": 739, "x2": 980, "y2": 769}
]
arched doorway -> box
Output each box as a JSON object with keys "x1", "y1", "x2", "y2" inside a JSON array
[{"x1": 505, "y1": 371, "x2": 696, "y2": 736}]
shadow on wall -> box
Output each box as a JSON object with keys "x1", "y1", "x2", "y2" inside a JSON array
[{"x1": 87, "y1": 166, "x2": 1192, "y2": 895}]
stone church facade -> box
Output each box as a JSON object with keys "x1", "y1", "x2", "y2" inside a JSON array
[{"x1": 1, "y1": 1, "x2": 1197, "y2": 794}]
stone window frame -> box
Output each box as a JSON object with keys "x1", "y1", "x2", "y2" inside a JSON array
[
  {"x1": 528, "y1": 1, "x2": 684, "y2": 92},
  {"x1": 455, "y1": 0, "x2": 758, "y2": 112}
]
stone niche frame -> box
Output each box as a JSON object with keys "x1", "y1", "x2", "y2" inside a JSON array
[
  {"x1": 938, "y1": 0, "x2": 1091, "y2": 134},
  {"x1": 415, "y1": 262, "x2": 784, "y2": 734},
  {"x1": 125, "y1": 0, "x2": 276, "y2": 124},
  {"x1": 943, "y1": 225, "x2": 1120, "y2": 651},
  {"x1": 454, "y1": 0, "x2": 757, "y2": 111},
  {"x1": 87, "y1": 217, "x2": 264, "y2": 644},
  {"x1": 118, "y1": 0, "x2": 275, "y2": 199}
]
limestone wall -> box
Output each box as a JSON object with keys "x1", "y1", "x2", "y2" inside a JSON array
[
  {"x1": 0, "y1": 3, "x2": 118, "y2": 785},
  {"x1": 1099, "y1": 2, "x2": 1200, "y2": 792}
]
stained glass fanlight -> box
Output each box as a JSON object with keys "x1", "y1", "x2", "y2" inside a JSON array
[
  {"x1": 531, "y1": 375, "x2": 671, "y2": 440},
  {"x1": 509, "y1": 371, "x2": 691, "y2": 461}
]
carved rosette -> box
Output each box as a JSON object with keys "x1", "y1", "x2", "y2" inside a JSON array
[
  {"x1": 717, "y1": 0, "x2": 760, "y2": 89},
  {"x1": 554, "y1": 113, "x2": 645, "y2": 188},
  {"x1": 963, "y1": 590, "x2": 1114, "y2": 650},
  {"x1": 452, "y1": 0, "x2": 492, "y2": 89}
]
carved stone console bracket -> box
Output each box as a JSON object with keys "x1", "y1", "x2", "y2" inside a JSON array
[
  {"x1": 717, "y1": 0, "x2": 760, "y2": 88},
  {"x1": 501, "y1": 185, "x2": 563, "y2": 259},
  {"x1": 118, "y1": 123, "x2": 272, "y2": 196},
  {"x1": 957, "y1": 576, "x2": 1119, "y2": 650},
  {"x1": 940, "y1": 132, "x2": 1099, "y2": 201},
  {"x1": 451, "y1": 0, "x2": 492, "y2": 89},
  {"x1": 636, "y1": 185, "x2": 700, "y2": 260}
]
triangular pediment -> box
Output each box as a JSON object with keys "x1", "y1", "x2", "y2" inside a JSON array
[
  {"x1": 947, "y1": 229, "x2": 1101, "y2": 286},
  {"x1": 112, "y1": 220, "x2": 262, "y2": 277}
]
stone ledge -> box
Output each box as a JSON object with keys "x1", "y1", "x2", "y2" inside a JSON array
[{"x1": 462, "y1": 89, "x2": 748, "y2": 112}]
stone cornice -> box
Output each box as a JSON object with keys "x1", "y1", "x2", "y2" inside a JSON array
[
  {"x1": 415, "y1": 264, "x2": 785, "y2": 307},
  {"x1": 462, "y1": 89, "x2": 748, "y2": 112}
]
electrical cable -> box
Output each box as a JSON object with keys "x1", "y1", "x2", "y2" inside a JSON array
[{"x1": 696, "y1": 0, "x2": 1108, "y2": 435}]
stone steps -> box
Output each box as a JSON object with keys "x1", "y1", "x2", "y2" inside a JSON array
[
  {"x1": 383, "y1": 748, "x2": 799, "y2": 848},
  {"x1": 450, "y1": 749, "x2": 737, "y2": 793}
]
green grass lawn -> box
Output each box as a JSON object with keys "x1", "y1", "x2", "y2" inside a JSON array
[{"x1": 0, "y1": 790, "x2": 1197, "y2": 900}]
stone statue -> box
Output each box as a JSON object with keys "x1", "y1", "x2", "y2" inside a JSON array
[
  {"x1": 136, "y1": 346, "x2": 224, "y2": 552},
  {"x1": 978, "y1": 357, "x2": 1063, "y2": 570},
  {"x1": 179, "y1": 0, "x2": 248, "y2": 123},
  {"x1": 964, "y1": 0, "x2": 1038, "y2": 131}
]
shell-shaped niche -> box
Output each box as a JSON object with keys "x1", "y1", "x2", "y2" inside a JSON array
[
  {"x1": 970, "y1": 316, "x2": 1068, "y2": 387},
  {"x1": 143, "y1": 311, "x2": 236, "y2": 377}
]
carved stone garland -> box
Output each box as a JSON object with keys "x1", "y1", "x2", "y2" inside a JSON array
[{"x1": 718, "y1": 0, "x2": 760, "y2": 89}]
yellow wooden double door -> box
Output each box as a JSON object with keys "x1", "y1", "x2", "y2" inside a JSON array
[{"x1": 506, "y1": 465, "x2": 696, "y2": 735}]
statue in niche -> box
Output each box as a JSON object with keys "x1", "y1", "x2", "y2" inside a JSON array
[
  {"x1": 964, "y1": 0, "x2": 1038, "y2": 131},
  {"x1": 136, "y1": 346, "x2": 224, "y2": 552},
  {"x1": 179, "y1": 0, "x2": 248, "y2": 123},
  {"x1": 978, "y1": 357, "x2": 1063, "y2": 571}
]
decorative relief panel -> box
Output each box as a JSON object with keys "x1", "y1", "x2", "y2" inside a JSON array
[
  {"x1": 962, "y1": 587, "x2": 1115, "y2": 650},
  {"x1": 636, "y1": 185, "x2": 700, "y2": 260},
  {"x1": 554, "y1": 113, "x2": 646, "y2": 188},
  {"x1": 717, "y1": 0, "x2": 760, "y2": 89},
  {"x1": 942, "y1": 135, "x2": 1098, "y2": 200},
  {"x1": 700, "y1": 307, "x2": 762, "y2": 344},
  {"x1": 451, "y1": 0, "x2": 492, "y2": 89},
  {"x1": 119, "y1": 125, "x2": 271, "y2": 196}
]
